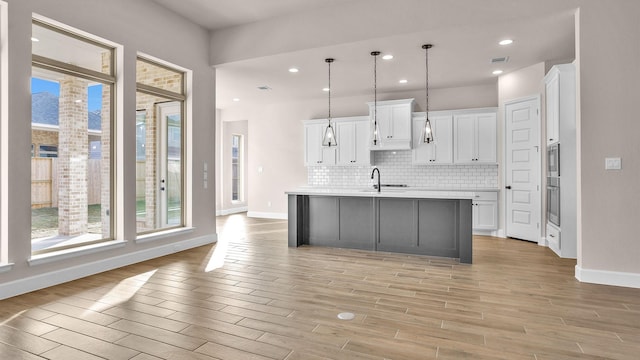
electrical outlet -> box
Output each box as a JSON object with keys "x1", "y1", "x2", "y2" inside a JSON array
[{"x1": 605, "y1": 157, "x2": 621, "y2": 170}]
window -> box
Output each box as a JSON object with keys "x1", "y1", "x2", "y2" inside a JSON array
[
  {"x1": 135, "y1": 56, "x2": 186, "y2": 234},
  {"x1": 30, "y1": 19, "x2": 115, "y2": 255},
  {"x1": 38, "y1": 145, "x2": 58, "y2": 158},
  {"x1": 231, "y1": 134, "x2": 242, "y2": 202}
]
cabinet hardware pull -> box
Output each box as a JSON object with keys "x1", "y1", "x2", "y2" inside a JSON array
[{"x1": 549, "y1": 234, "x2": 555, "y2": 237}]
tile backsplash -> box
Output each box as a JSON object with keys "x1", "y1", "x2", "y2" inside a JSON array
[{"x1": 308, "y1": 150, "x2": 498, "y2": 189}]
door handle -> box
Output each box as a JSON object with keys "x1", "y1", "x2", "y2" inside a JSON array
[{"x1": 505, "y1": 186, "x2": 512, "y2": 189}]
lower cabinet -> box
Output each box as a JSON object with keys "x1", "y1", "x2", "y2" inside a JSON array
[
  {"x1": 292, "y1": 194, "x2": 472, "y2": 263},
  {"x1": 377, "y1": 198, "x2": 460, "y2": 258},
  {"x1": 307, "y1": 196, "x2": 374, "y2": 250},
  {"x1": 472, "y1": 191, "x2": 498, "y2": 231},
  {"x1": 546, "y1": 223, "x2": 561, "y2": 255}
]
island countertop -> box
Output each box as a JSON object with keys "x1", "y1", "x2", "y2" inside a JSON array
[{"x1": 286, "y1": 187, "x2": 498, "y2": 199}]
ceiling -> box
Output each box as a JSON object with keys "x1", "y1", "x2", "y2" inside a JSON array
[
  {"x1": 151, "y1": 0, "x2": 576, "y2": 111},
  {"x1": 152, "y1": 0, "x2": 354, "y2": 31}
]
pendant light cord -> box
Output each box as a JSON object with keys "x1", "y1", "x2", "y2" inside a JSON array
[
  {"x1": 328, "y1": 59, "x2": 331, "y2": 120},
  {"x1": 374, "y1": 53, "x2": 377, "y2": 127},
  {"x1": 371, "y1": 51, "x2": 380, "y2": 145},
  {"x1": 424, "y1": 44, "x2": 431, "y2": 116}
]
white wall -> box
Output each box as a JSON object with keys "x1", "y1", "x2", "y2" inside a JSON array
[
  {"x1": 0, "y1": 0, "x2": 217, "y2": 298},
  {"x1": 576, "y1": 0, "x2": 640, "y2": 284}
]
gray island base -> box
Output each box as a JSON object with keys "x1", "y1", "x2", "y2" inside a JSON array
[{"x1": 287, "y1": 190, "x2": 473, "y2": 263}]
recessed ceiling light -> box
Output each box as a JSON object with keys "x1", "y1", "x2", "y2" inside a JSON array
[
  {"x1": 232, "y1": 98, "x2": 240, "y2": 102},
  {"x1": 322, "y1": 87, "x2": 330, "y2": 92},
  {"x1": 493, "y1": 70, "x2": 504, "y2": 75},
  {"x1": 399, "y1": 79, "x2": 408, "y2": 84},
  {"x1": 382, "y1": 54, "x2": 394, "y2": 60},
  {"x1": 288, "y1": 67, "x2": 299, "y2": 73},
  {"x1": 31, "y1": 37, "x2": 39, "y2": 42},
  {"x1": 499, "y1": 39, "x2": 513, "y2": 46}
]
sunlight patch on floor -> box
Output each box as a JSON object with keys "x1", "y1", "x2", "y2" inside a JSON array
[
  {"x1": 205, "y1": 214, "x2": 247, "y2": 272},
  {"x1": 87, "y1": 269, "x2": 157, "y2": 313}
]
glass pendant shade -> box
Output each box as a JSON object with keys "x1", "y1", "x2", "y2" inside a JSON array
[
  {"x1": 372, "y1": 122, "x2": 381, "y2": 145},
  {"x1": 322, "y1": 58, "x2": 337, "y2": 147},
  {"x1": 422, "y1": 44, "x2": 434, "y2": 144},
  {"x1": 422, "y1": 118, "x2": 434, "y2": 143},
  {"x1": 322, "y1": 122, "x2": 337, "y2": 146}
]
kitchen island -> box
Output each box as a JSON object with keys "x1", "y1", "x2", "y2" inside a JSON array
[{"x1": 286, "y1": 188, "x2": 473, "y2": 263}]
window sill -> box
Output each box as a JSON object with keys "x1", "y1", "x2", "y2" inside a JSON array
[
  {"x1": 29, "y1": 240, "x2": 127, "y2": 267},
  {"x1": 0, "y1": 263, "x2": 14, "y2": 273},
  {"x1": 135, "y1": 227, "x2": 195, "y2": 244}
]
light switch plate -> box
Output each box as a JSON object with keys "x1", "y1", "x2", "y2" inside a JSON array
[{"x1": 605, "y1": 157, "x2": 622, "y2": 170}]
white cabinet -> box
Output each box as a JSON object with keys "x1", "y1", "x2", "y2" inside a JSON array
[
  {"x1": 367, "y1": 98, "x2": 414, "y2": 150},
  {"x1": 544, "y1": 63, "x2": 577, "y2": 259},
  {"x1": 472, "y1": 191, "x2": 498, "y2": 231},
  {"x1": 412, "y1": 113, "x2": 453, "y2": 164},
  {"x1": 545, "y1": 68, "x2": 560, "y2": 145},
  {"x1": 453, "y1": 111, "x2": 497, "y2": 164},
  {"x1": 546, "y1": 223, "x2": 561, "y2": 254},
  {"x1": 304, "y1": 121, "x2": 336, "y2": 166},
  {"x1": 336, "y1": 117, "x2": 372, "y2": 166}
]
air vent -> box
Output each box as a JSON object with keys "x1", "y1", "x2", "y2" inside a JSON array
[
  {"x1": 491, "y1": 56, "x2": 509, "y2": 64},
  {"x1": 257, "y1": 85, "x2": 272, "y2": 91}
]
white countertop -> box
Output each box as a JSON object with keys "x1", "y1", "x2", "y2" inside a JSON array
[{"x1": 286, "y1": 187, "x2": 499, "y2": 199}]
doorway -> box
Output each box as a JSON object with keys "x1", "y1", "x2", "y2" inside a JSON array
[{"x1": 504, "y1": 96, "x2": 541, "y2": 243}]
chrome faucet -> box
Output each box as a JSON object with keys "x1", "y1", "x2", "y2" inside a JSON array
[{"x1": 371, "y1": 167, "x2": 381, "y2": 193}]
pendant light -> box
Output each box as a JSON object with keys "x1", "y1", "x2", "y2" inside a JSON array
[
  {"x1": 371, "y1": 51, "x2": 381, "y2": 146},
  {"x1": 322, "y1": 58, "x2": 337, "y2": 147},
  {"x1": 422, "y1": 44, "x2": 434, "y2": 144}
]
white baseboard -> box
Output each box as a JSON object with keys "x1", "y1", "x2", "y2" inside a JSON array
[
  {"x1": 247, "y1": 211, "x2": 288, "y2": 220},
  {"x1": 538, "y1": 236, "x2": 548, "y2": 246},
  {"x1": 0, "y1": 233, "x2": 217, "y2": 300},
  {"x1": 472, "y1": 229, "x2": 504, "y2": 238},
  {"x1": 216, "y1": 207, "x2": 248, "y2": 216},
  {"x1": 575, "y1": 265, "x2": 640, "y2": 289}
]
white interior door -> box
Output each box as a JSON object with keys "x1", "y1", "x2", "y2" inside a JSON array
[
  {"x1": 505, "y1": 97, "x2": 540, "y2": 242},
  {"x1": 157, "y1": 101, "x2": 182, "y2": 228}
]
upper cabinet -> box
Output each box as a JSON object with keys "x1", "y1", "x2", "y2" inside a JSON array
[
  {"x1": 453, "y1": 110, "x2": 497, "y2": 164},
  {"x1": 335, "y1": 116, "x2": 372, "y2": 166},
  {"x1": 367, "y1": 98, "x2": 414, "y2": 151},
  {"x1": 303, "y1": 117, "x2": 371, "y2": 167},
  {"x1": 545, "y1": 64, "x2": 576, "y2": 147},
  {"x1": 412, "y1": 113, "x2": 453, "y2": 165},
  {"x1": 545, "y1": 68, "x2": 560, "y2": 145},
  {"x1": 304, "y1": 120, "x2": 336, "y2": 166}
]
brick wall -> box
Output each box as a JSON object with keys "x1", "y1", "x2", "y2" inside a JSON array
[{"x1": 57, "y1": 75, "x2": 88, "y2": 235}]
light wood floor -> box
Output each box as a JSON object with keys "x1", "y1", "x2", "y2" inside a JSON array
[{"x1": 2, "y1": 214, "x2": 640, "y2": 359}]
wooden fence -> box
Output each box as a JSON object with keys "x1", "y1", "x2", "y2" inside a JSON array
[{"x1": 31, "y1": 158, "x2": 102, "y2": 208}]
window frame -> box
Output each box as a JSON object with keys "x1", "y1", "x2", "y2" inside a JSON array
[
  {"x1": 135, "y1": 54, "x2": 189, "y2": 237},
  {"x1": 30, "y1": 17, "x2": 117, "y2": 255}
]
